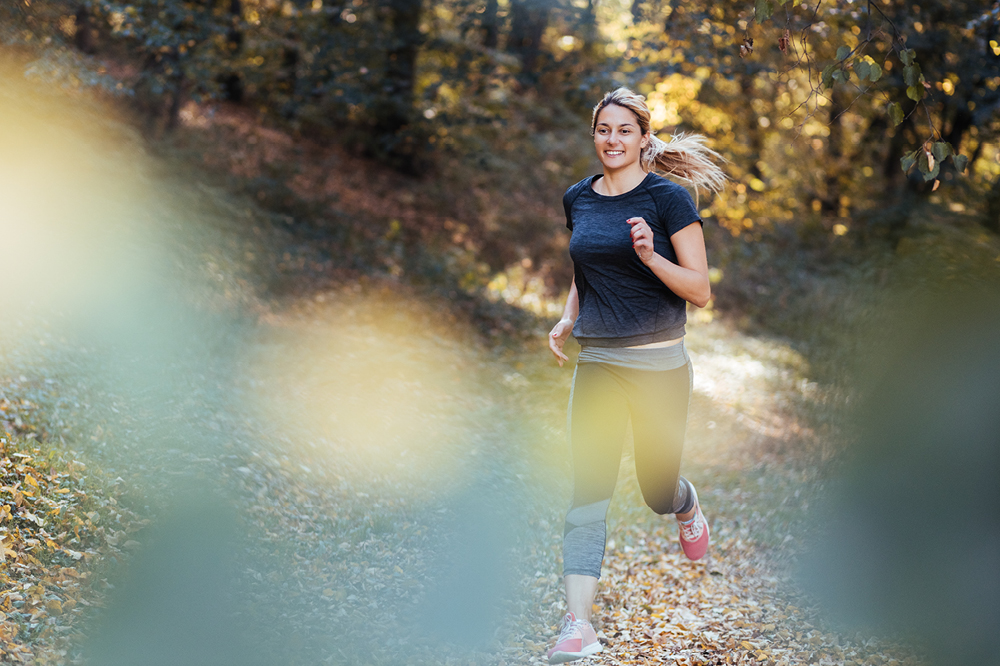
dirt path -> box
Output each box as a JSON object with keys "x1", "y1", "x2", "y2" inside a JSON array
[
  {"x1": 206, "y1": 293, "x2": 924, "y2": 666},
  {"x1": 1, "y1": 280, "x2": 925, "y2": 666}
]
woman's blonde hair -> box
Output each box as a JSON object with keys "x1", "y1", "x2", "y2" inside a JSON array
[{"x1": 591, "y1": 87, "x2": 727, "y2": 195}]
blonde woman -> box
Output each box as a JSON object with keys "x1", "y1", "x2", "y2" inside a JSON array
[{"x1": 546, "y1": 87, "x2": 726, "y2": 664}]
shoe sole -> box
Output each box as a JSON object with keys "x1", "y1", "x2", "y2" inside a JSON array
[{"x1": 548, "y1": 642, "x2": 602, "y2": 664}]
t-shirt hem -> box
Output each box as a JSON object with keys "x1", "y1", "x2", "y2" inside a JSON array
[{"x1": 575, "y1": 325, "x2": 686, "y2": 348}]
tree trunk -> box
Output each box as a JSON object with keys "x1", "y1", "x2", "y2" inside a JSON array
[
  {"x1": 822, "y1": 85, "x2": 847, "y2": 216},
  {"x1": 219, "y1": 0, "x2": 244, "y2": 102},
  {"x1": 164, "y1": 48, "x2": 190, "y2": 132},
  {"x1": 631, "y1": 0, "x2": 643, "y2": 23},
  {"x1": 581, "y1": 0, "x2": 598, "y2": 57},
  {"x1": 509, "y1": 0, "x2": 550, "y2": 80},
  {"x1": 984, "y1": 175, "x2": 1000, "y2": 234},
  {"x1": 662, "y1": 1, "x2": 677, "y2": 32},
  {"x1": 739, "y1": 73, "x2": 763, "y2": 180},
  {"x1": 883, "y1": 111, "x2": 910, "y2": 184},
  {"x1": 943, "y1": 104, "x2": 973, "y2": 176},
  {"x1": 74, "y1": 3, "x2": 97, "y2": 54},
  {"x1": 371, "y1": 0, "x2": 423, "y2": 170},
  {"x1": 276, "y1": 31, "x2": 299, "y2": 110},
  {"x1": 482, "y1": 0, "x2": 499, "y2": 48}
]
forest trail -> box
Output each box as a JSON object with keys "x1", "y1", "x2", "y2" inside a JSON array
[
  {"x1": 2, "y1": 279, "x2": 923, "y2": 666},
  {"x1": 217, "y1": 287, "x2": 922, "y2": 666},
  {"x1": 0, "y1": 75, "x2": 923, "y2": 666}
]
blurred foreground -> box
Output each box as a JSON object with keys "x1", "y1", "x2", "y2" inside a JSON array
[{"x1": 2, "y1": 54, "x2": 996, "y2": 666}]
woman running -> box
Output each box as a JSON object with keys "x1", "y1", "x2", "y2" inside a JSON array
[{"x1": 546, "y1": 87, "x2": 726, "y2": 664}]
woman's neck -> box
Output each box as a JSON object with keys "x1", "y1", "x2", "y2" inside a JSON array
[{"x1": 595, "y1": 165, "x2": 647, "y2": 196}]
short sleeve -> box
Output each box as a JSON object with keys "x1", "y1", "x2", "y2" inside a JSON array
[
  {"x1": 562, "y1": 188, "x2": 575, "y2": 230},
  {"x1": 657, "y1": 182, "x2": 702, "y2": 237}
]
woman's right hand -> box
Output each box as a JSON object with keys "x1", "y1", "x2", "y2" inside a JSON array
[{"x1": 548, "y1": 318, "x2": 574, "y2": 367}]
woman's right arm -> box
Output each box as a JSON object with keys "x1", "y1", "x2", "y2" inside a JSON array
[{"x1": 548, "y1": 277, "x2": 579, "y2": 367}]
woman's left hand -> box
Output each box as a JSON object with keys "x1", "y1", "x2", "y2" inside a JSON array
[{"x1": 627, "y1": 217, "x2": 655, "y2": 264}]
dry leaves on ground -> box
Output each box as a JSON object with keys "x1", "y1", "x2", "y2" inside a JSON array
[{"x1": 0, "y1": 395, "x2": 148, "y2": 664}]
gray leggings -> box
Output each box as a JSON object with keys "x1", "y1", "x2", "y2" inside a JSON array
[{"x1": 562, "y1": 343, "x2": 694, "y2": 579}]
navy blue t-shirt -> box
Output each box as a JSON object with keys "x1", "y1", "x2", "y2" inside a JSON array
[{"x1": 564, "y1": 172, "x2": 702, "y2": 347}]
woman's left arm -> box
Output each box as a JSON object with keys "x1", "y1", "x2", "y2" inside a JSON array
[{"x1": 627, "y1": 218, "x2": 711, "y2": 308}]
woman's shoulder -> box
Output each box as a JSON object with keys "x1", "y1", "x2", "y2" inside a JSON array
[
  {"x1": 564, "y1": 175, "x2": 596, "y2": 202},
  {"x1": 641, "y1": 173, "x2": 691, "y2": 199}
]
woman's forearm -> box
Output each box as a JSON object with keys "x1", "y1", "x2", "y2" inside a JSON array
[
  {"x1": 560, "y1": 277, "x2": 580, "y2": 322},
  {"x1": 644, "y1": 253, "x2": 711, "y2": 308}
]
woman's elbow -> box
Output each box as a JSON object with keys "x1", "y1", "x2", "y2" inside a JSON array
[{"x1": 690, "y1": 285, "x2": 711, "y2": 309}]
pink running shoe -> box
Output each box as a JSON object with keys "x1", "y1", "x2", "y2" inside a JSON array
[
  {"x1": 546, "y1": 612, "x2": 602, "y2": 664},
  {"x1": 678, "y1": 483, "x2": 710, "y2": 561}
]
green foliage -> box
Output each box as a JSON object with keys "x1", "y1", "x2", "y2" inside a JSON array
[
  {"x1": 853, "y1": 56, "x2": 882, "y2": 83},
  {"x1": 888, "y1": 102, "x2": 905, "y2": 127},
  {"x1": 931, "y1": 141, "x2": 951, "y2": 163},
  {"x1": 3, "y1": 0, "x2": 1000, "y2": 335},
  {"x1": 916, "y1": 148, "x2": 938, "y2": 181},
  {"x1": 755, "y1": 0, "x2": 774, "y2": 23}
]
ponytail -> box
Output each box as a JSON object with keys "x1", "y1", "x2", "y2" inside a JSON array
[{"x1": 642, "y1": 133, "x2": 728, "y2": 196}]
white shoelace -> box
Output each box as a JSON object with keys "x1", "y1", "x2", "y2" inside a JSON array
[
  {"x1": 679, "y1": 511, "x2": 704, "y2": 542},
  {"x1": 557, "y1": 617, "x2": 589, "y2": 643}
]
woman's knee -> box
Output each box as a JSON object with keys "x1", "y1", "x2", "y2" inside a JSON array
[{"x1": 642, "y1": 477, "x2": 692, "y2": 515}]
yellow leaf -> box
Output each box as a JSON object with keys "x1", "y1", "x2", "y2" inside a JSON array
[
  {"x1": 24, "y1": 474, "x2": 37, "y2": 487},
  {"x1": 45, "y1": 600, "x2": 62, "y2": 615},
  {"x1": 323, "y1": 588, "x2": 335, "y2": 596}
]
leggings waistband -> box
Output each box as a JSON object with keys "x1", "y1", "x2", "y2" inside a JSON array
[{"x1": 577, "y1": 341, "x2": 689, "y2": 372}]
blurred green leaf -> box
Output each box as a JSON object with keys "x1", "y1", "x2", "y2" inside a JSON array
[
  {"x1": 755, "y1": 0, "x2": 774, "y2": 22},
  {"x1": 822, "y1": 64, "x2": 836, "y2": 88},
  {"x1": 931, "y1": 142, "x2": 952, "y2": 163},
  {"x1": 917, "y1": 149, "x2": 940, "y2": 181},
  {"x1": 888, "y1": 102, "x2": 905, "y2": 127},
  {"x1": 906, "y1": 85, "x2": 925, "y2": 101}
]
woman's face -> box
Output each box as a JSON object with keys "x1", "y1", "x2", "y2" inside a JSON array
[{"x1": 593, "y1": 104, "x2": 648, "y2": 171}]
